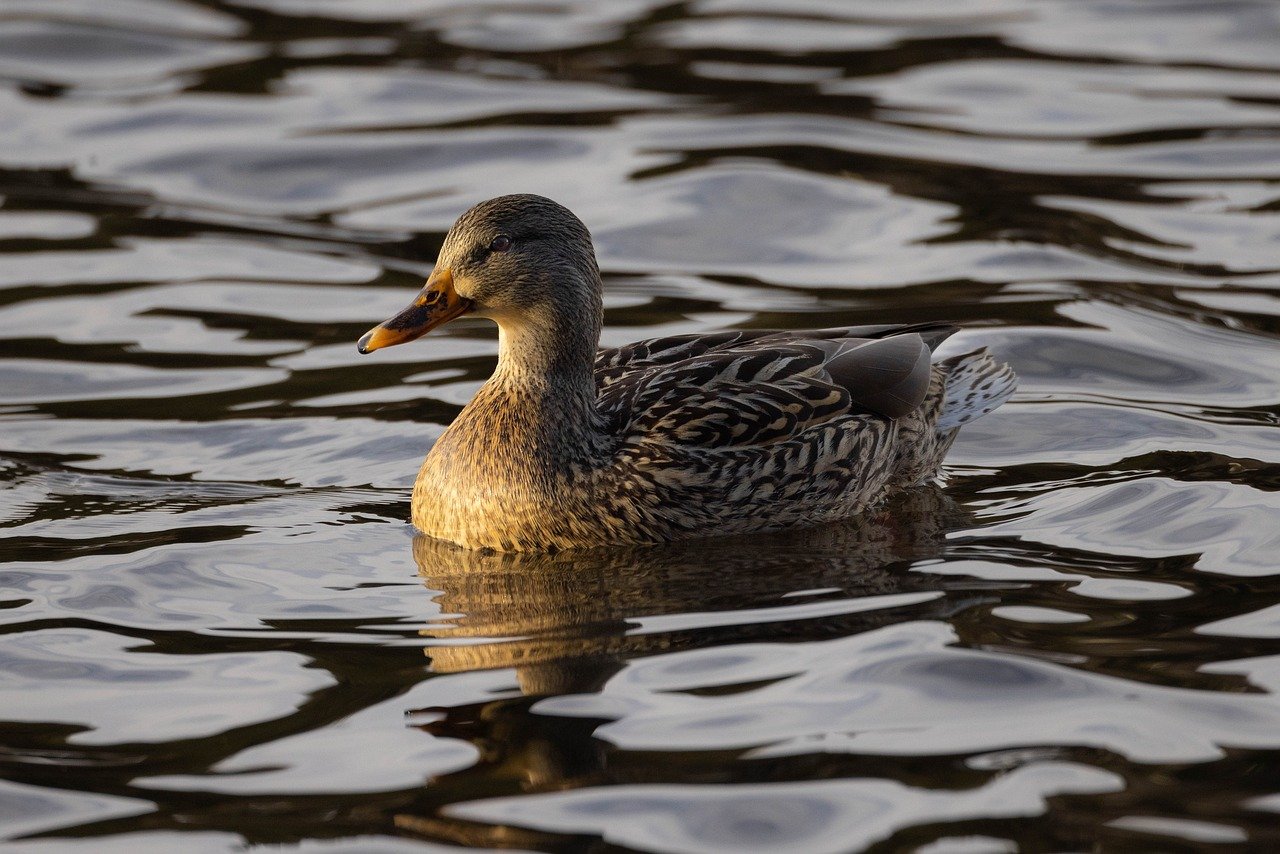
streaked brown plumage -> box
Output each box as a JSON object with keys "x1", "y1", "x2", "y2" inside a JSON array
[{"x1": 358, "y1": 194, "x2": 1016, "y2": 552}]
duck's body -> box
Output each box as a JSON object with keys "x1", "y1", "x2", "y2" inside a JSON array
[{"x1": 359, "y1": 195, "x2": 1016, "y2": 552}]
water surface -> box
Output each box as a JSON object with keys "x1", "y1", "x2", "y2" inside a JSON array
[{"x1": 3, "y1": 1, "x2": 1280, "y2": 851}]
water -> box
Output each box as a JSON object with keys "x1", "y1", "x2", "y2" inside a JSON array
[{"x1": 3, "y1": 0, "x2": 1280, "y2": 850}]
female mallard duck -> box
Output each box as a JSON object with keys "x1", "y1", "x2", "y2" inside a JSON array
[{"x1": 358, "y1": 194, "x2": 1015, "y2": 552}]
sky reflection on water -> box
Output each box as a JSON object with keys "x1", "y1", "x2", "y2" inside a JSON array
[{"x1": 3, "y1": 0, "x2": 1280, "y2": 851}]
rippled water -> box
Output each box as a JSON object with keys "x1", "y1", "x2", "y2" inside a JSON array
[{"x1": 3, "y1": 1, "x2": 1280, "y2": 851}]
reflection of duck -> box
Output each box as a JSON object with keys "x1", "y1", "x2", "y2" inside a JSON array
[
  {"x1": 398, "y1": 490, "x2": 970, "y2": 847},
  {"x1": 414, "y1": 488, "x2": 968, "y2": 696},
  {"x1": 358, "y1": 195, "x2": 1015, "y2": 551}
]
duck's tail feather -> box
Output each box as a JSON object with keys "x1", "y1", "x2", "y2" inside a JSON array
[{"x1": 936, "y1": 349, "x2": 1017, "y2": 432}]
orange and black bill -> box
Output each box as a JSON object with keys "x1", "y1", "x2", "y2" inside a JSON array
[{"x1": 357, "y1": 269, "x2": 473, "y2": 354}]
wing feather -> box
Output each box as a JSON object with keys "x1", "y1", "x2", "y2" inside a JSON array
[{"x1": 596, "y1": 322, "x2": 947, "y2": 451}]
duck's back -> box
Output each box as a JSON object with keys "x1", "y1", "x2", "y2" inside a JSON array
[
  {"x1": 584, "y1": 323, "x2": 1016, "y2": 540},
  {"x1": 595, "y1": 322, "x2": 957, "y2": 428}
]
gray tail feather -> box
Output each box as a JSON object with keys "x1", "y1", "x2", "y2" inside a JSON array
[{"x1": 936, "y1": 349, "x2": 1017, "y2": 432}]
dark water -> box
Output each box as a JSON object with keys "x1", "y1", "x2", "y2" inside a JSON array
[{"x1": 3, "y1": 1, "x2": 1280, "y2": 851}]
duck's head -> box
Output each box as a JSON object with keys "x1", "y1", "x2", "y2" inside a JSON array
[{"x1": 358, "y1": 194, "x2": 601, "y2": 354}]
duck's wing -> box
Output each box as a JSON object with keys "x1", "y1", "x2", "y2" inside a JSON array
[{"x1": 599, "y1": 325, "x2": 951, "y2": 449}]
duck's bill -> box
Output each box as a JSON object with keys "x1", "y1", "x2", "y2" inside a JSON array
[{"x1": 357, "y1": 269, "x2": 473, "y2": 354}]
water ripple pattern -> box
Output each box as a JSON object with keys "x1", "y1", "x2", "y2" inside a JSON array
[{"x1": 2, "y1": 1, "x2": 1280, "y2": 852}]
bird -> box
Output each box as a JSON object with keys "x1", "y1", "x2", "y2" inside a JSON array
[{"x1": 357, "y1": 194, "x2": 1015, "y2": 552}]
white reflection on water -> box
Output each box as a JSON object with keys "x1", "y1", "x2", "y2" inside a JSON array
[
  {"x1": 450, "y1": 763, "x2": 1120, "y2": 854},
  {"x1": 3, "y1": 0, "x2": 1280, "y2": 849},
  {"x1": 547, "y1": 621, "x2": 1280, "y2": 762}
]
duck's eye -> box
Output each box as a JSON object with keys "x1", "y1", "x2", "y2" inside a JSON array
[{"x1": 488, "y1": 235, "x2": 512, "y2": 253}]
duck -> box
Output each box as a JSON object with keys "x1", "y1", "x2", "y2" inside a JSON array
[{"x1": 357, "y1": 194, "x2": 1015, "y2": 552}]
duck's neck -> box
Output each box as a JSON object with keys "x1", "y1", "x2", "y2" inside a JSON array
[{"x1": 466, "y1": 302, "x2": 606, "y2": 461}]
